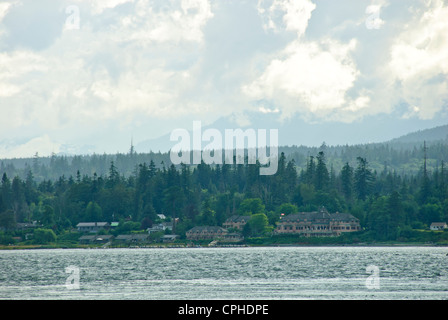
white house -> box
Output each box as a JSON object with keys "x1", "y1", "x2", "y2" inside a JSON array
[
  {"x1": 147, "y1": 222, "x2": 174, "y2": 234},
  {"x1": 430, "y1": 222, "x2": 447, "y2": 231}
]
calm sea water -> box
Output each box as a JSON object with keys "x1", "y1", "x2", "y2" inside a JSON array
[{"x1": 0, "y1": 246, "x2": 447, "y2": 300}]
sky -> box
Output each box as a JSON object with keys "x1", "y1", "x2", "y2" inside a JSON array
[{"x1": 0, "y1": 0, "x2": 447, "y2": 158}]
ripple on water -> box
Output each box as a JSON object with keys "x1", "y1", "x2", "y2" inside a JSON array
[{"x1": 0, "y1": 247, "x2": 447, "y2": 299}]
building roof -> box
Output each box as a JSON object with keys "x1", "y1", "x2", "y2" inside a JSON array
[
  {"x1": 161, "y1": 235, "x2": 178, "y2": 239},
  {"x1": 79, "y1": 235, "x2": 96, "y2": 240},
  {"x1": 223, "y1": 233, "x2": 244, "y2": 237},
  {"x1": 116, "y1": 234, "x2": 133, "y2": 240},
  {"x1": 430, "y1": 222, "x2": 447, "y2": 226},
  {"x1": 225, "y1": 215, "x2": 251, "y2": 223},
  {"x1": 76, "y1": 222, "x2": 109, "y2": 227},
  {"x1": 331, "y1": 213, "x2": 359, "y2": 222},
  {"x1": 95, "y1": 235, "x2": 114, "y2": 240},
  {"x1": 163, "y1": 221, "x2": 174, "y2": 228},
  {"x1": 281, "y1": 211, "x2": 330, "y2": 222},
  {"x1": 15, "y1": 222, "x2": 41, "y2": 229},
  {"x1": 116, "y1": 234, "x2": 149, "y2": 240},
  {"x1": 187, "y1": 226, "x2": 227, "y2": 233},
  {"x1": 281, "y1": 210, "x2": 358, "y2": 223},
  {"x1": 79, "y1": 235, "x2": 114, "y2": 241}
]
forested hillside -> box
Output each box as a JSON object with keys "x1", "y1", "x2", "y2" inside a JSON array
[
  {"x1": 0, "y1": 137, "x2": 447, "y2": 244},
  {"x1": 1, "y1": 137, "x2": 447, "y2": 182}
]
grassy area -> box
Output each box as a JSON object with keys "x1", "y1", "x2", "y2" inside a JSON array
[
  {"x1": 0, "y1": 244, "x2": 44, "y2": 250},
  {"x1": 244, "y1": 230, "x2": 448, "y2": 246},
  {"x1": 2, "y1": 229, "x2": 448, "y2": 250}
]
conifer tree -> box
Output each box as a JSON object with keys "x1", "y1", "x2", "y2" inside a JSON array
[{"x1": 354, "y1": 157, "x2": 373, "y2": 201}]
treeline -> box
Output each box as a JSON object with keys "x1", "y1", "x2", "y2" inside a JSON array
[
  {"x1": 1, "y1": 139, "x2": 447, "y2": 183},
  {"x1": 0, "y1": 147, "x2": 447, "y2": 243}
]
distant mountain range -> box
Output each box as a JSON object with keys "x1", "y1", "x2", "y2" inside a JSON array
[
  {"x1": 135, "y1": 112, "x2": 448, "y2": 153},
  {"x1": 0, "y1": 112, "x2": 446, "y2": 162},
  {"x1": 0, "y1": 116, "x2": 445, "y2": 181},
  {"x1": 388, "y1": 124, "x2": 448, "y2": 144}
]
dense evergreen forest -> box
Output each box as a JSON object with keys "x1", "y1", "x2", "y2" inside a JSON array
[{"x1": 0, "y1": 139, "x2": 447, "y2": 245}]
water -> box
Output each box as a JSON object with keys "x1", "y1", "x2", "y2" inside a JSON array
[{"x1": 0, "y1": 246, "x2": 447, "y2": 300}]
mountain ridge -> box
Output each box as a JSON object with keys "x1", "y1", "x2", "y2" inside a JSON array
[
  {"x1": 135, "y1": 112, "x2": 448, "y2": 153},
  {"x1": 388, "y1": 124, "x2": 448, "y2": 144}
]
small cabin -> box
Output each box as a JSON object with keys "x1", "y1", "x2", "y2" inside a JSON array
[{"x1": 430, "y1": 222, "x2": 447, "y2": 231}]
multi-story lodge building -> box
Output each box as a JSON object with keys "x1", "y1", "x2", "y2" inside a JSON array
[
  {"x1": 223, "y1": 215, "x2": 251, "y2": 231},
  {"x1": 186, "y1": 226, "x2": 229, "y2": 240},
  {"x1": 275, "y1": 207, "x2": 361, "y2": 237}
]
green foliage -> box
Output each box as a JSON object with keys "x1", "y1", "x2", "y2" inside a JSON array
[
  {"x1": 0, "y1": 139, "x2": 446, "y2": 245},
  {"x1": 246, "y1": 213, "x2": 271, "y2": 237},
  {"x1": 315, "y1": 151, "x2": 329, "y2": 191},
  {"x1": 113, "y1": 221, "x2": 141, "y2": 235},
  {"x1": 418, "y1": 203, "x2": 442, "y2": 226},
  {"x1": 41, "y1": 205, "x2": 55, "y2": 227},
  {"x1": 0, "y1": 210, "x2": 15, "y2": 230},
  {"x1": 340, "y1": 162, "x2": 353, "y2": 201},
  {"x1": 238, "y1": 198, "x2": 265, "y2": 215},
  {"x1": 85, "y1": 201, "x2": 103, "y2": 222},
  {"x1": 277, "y1": 203, "x2": 298, "y2": 215},
  {"x1": 0, "y1": 232, "x2": 14, "y2": 245},
  {"x1": 354, "y1": 157, "x2": 374, "y2": 201},
  {"x1": 33, "y1": 228, "x2": 57, "y2": 244}
]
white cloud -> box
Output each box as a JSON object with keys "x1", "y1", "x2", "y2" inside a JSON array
[
  {"x1": 342, "y1": 94, "x2": 369, "y2": 111},
  {"x1": 118, "y1": 0, "x2": 213, "y2": 44},
  {"x1": 0, "y1": 0, "x2": 447, "y2": 157},
  {"x1": 0, "y1": 0, "x2": 215, "y2": 147},
  {"x1": 0, "y1": 50, "x2": 47, "y2": 80},
  {"x1": 246, "y1": 0, "x2": 363, "y2": 120},
  {"x1": 258, "y1": 0, "x2": 315, "y2": 36},
  {"x1": 244, "y1": 39, "x2": 360, "y2": 117},
  {"x1": 0, "y1": 1, "x2": 19, "y2": 25},
  {"x1": 0, "y1": 51, "x2": 50, "y2": 131},
  {"x1": 0, "y1": 82, "x2": 20, "y2": 97},
  {"x1": 0, "y1": 2, "x2": 12, "y2": 22},
  {"x1": 365, "y1": 2, "x2": 387, "y2": 30},
  {"x1": 92, "y1": 0, "x2": 135, "y2": 15},
  {"x1": 247, "y1": 0, "x2": 448, "y2": 123},
  {"x1": 388, "y1": 0, "x2": 448, "y2": 119},
  {"x1": 259, "y1": 106, "x2": 279, "y2": 114},
  {"x1": 69, "y1": 0, "x2": 135, "y2": 15}
]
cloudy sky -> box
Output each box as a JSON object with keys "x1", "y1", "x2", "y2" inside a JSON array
[{"x1": 0, "y1": 0, "x2": 447, "y2": 158}]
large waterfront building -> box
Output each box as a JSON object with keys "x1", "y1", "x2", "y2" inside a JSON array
[{"x1": 275, "y1": 207, "x2": 361, "y2": 237}]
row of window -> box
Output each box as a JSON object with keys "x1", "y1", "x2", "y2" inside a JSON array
[
  {"x1": 333, "y1": 226, "x2": 359, "y2": 230},
  {"x1": 279, "y1": 225, "x2": 359, "y2": 231},
  {"x1": 280, "y1": 225, "x2": 328, "y2": 231}
]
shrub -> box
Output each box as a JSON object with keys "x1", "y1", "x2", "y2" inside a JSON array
[{"x1": 33, "y1": 228, "x2": 57, "y2": 244}]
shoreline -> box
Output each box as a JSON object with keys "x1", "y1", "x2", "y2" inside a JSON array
[{"x1": 1, "y1": 242, "x2": 447, "y2": 250}]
